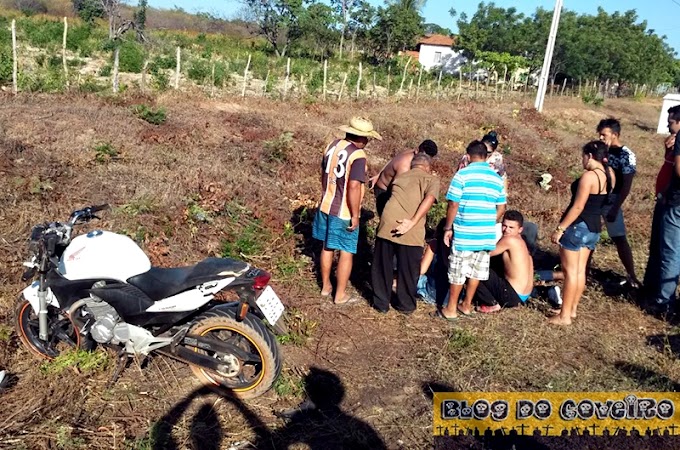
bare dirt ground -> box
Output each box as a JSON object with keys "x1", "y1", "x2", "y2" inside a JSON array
[{"x1": 1, "y1": 91, "x2": 679, "y2": 450}]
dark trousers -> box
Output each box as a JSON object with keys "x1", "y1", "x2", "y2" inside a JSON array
[
  {"x1": 474, "y1": 269, "x2": 522, "y2": 308},
  {"x1": 643, "y1": 200, "x2": 665, "y2": 296},
  {"x1": 372, "y1": 238, "x2": 422, "y2": 313},
  {"x1": 374, "y1": 186, "x2": 390, "y2": 217}
]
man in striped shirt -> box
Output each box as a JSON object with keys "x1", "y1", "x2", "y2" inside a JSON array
[
  {"x1": 312, "y1": 117, "x2": 382, "y2": 305},
  {"x1": 438, "y1": 140, "x2": 507, "y2": 320}
]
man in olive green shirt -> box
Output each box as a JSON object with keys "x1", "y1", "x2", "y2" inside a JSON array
[{"x1": 371, "y1": 153, "x2": 440, "y2": 314}]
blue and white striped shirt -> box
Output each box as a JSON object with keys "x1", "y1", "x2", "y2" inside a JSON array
[{"x1": 446, "y1": 162, "x2": 506, "y2": 251}]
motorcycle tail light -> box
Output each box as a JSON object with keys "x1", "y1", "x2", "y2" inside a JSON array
[{"x1": 253, "y1": 271, "x2": 271, "y2": 290}]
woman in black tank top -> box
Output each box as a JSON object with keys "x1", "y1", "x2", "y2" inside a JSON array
[{"x1": 549, "y1": 141, "x2": 616, "y2": 326}]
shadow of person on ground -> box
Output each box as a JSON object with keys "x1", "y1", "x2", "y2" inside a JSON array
[
  {"x1": 647, "y1": 333, "x2": 680, "y2": 357},
  {"x1": 615, "y1": 361, "x2": 680, "y2": 391},
  {"x1": 291, "y1": 206, "x2": 376, "y2": 300},
  {"x1": 154, "y1": 368, "x2": 387, "y2": 450}
]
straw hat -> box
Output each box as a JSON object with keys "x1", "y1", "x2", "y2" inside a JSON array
[{"x1": 338, "y1": 117, "x2": 382, "y2": 140}]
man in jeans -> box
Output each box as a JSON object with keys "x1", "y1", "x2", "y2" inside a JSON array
[
  {"x1": 649, "y1": 107, "x2": 680, "y2": 314},
  {"x1": 643, "y1": 105, "x2": 679, "y2": 301},
  {"x1": 597, "y1": 118, "x2": 641, "y2": 287}
]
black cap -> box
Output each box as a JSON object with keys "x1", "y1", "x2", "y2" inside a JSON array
[{"x1": 482, "y1": 131, "x2": 499, "y2": 150}]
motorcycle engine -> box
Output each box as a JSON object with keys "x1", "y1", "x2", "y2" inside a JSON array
[{"x1": 83, "y1": 296, "x2": 128, "y2": 344}]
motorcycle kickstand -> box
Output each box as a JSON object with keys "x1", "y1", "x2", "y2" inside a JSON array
[{"x1": 107, "y1": 350, "x2": 130, "y2": 389}]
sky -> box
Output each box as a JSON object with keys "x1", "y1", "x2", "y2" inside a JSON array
[{"x1": 148, "y1": 0, "x2": 680, "y2": 53}]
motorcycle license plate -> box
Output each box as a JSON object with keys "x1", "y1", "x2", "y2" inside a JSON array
[{"x1": 255, "y1": 286, "x2": 285, "y2": 325}]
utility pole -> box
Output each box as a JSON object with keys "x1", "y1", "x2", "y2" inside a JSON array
[{"x1": 534, "y1": 0, "x2": 563, "y2": 113}]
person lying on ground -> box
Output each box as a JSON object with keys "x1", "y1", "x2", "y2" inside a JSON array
[
  {"x1": 474, "y1": 210, "x2": 534, "y2": 313},
  {"x1": 437, "y1": 140, "x2": 506, "y2": 321},
  {"x1": 369, "y1": 140, "x2": 438, "y2": 216},
  {"x1": 417, "y1": 219, "x2": 450, "y2": 306},
  {"x1": 549, "y1": 141, "x2": 615, "y2": 326},
  {"x1": 371, "y1": 153, "x2": 439, "y2": 314}
]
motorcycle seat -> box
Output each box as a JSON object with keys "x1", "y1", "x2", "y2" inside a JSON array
[{"x1": 127, "y1": 257, "x2": 249, "y2": 301}]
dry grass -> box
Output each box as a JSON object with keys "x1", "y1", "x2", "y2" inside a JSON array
[{"x1": 0, "y1": 91, "x2": 678, "y2": 449}]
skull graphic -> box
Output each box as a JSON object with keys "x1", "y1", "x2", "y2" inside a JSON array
[
  {"x1": 658, "y1": 400, "x2": 674, "y2": 419},
  {"x1": 490, "y1": 401, "x2": 509, "y2": 421},
  {"x1": 578, "y1": 401, "x2": 594, "y2": 418},
  {"x1": 535, "y1": 400, "x2": 551, "y2": 419},
  {"x1": 474, "y1": 400, "x2": 490, "y2": 419}
]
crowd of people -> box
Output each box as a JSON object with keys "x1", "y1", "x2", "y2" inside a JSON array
[{"x1": 311, "y1": 107, "x2": 680, "y2": 325}]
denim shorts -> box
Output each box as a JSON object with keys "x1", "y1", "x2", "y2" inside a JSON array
[{"x1": 559, "y1": 221, "x2": 600, "y2": 252}]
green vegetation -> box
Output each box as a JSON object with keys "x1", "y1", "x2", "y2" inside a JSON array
[
  {"x1": 94, "y1": 142, "x2": 118, "y2": 163},
  {"x1": 264, "y1": 131, "x2": 294, "y2": 163},
  {"x1": 40, "y1": 349, "x2": 109, "y2": 375},
  {"x1": 274, "y1": 369, "x2": 305, "y2": 398},
  {"x1": 132, "y1": 104, "x2": 166, "y2": 125}
]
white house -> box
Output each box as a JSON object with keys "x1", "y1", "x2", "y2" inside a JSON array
[{"x1": 402, "y1": 34, "x2": 467, "y2": 75}]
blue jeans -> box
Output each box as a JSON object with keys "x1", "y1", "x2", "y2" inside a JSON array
[{"x1": 655, "y1": 204, "x2": 680, "y2": 305}]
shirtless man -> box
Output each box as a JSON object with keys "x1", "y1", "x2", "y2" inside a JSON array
[
  {"x1": 474, "y1": 210, "x2": 534, "y2": 313},
  {"x1": 370, "y1": 139, "x2": 438, "y2": 215}
]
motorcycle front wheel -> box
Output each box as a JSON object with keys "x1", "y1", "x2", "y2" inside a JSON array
[
  {"x1": 15, "y1": 297, "x2": 93, "y2": 359},
  {"x1": 188, "y1": 308, "x2": 282, "y2": 399}
]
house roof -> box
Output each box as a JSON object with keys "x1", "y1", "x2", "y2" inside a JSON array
[
  {"x1": 418, "y1": 34, "x2": 455, "y2": 47},
  {"x1": 400, "y1": 50, "x2": 420, "y2": 60}
]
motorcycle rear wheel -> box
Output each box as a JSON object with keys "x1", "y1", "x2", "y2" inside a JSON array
[
  {"x1": 188, "y1": 308, "x2": 282, "y2": 399},
  {"x1": 15, "y1": 297, "x2": 93, "y2": 360}
]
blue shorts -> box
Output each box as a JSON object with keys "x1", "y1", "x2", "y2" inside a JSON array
[
  {"x1": 312, "y1": 210, "x2": 359, "y2": 254},
  {"x1": 559, "y1": 221, "x2": 600, "y2": 252}
]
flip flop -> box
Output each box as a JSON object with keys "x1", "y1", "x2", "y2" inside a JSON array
[
  {"x1": 320, "y1": 290, "x2": 332, "y2": 298},
  {"x1": 457, "y1": 306, "x2": 476, "y2": 316},
  {"x1": 431, "y1": 310, "x2": 461, "y2": 322},
  {"x1": 334, "y1": 296, "x2": 362, "y2": 306}
]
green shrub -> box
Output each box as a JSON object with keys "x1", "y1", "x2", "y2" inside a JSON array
[
  {"x1": 264, "y1": 132, "x2": 294, "y2": 162},
  {"x1": 187, "y1": 58, "x2": 211, "y2": 84},
  {"x1": 94, "y1": 142, "x2": 118, "y2": 163},
  {"x1": 19, "y1": 69, "x2": 66, "y2": 93},
  {"x1": 19, "y1": 18, "x2": 63, "y2": 47},
  {"x1": 78, "y1": 76, "x2": 107, "y2": 93},
  {"x1": 0, "y1": 46, "x2": 12, "y2": 83},
  {"x1": 151, "y1": 70, "x2": 170, "y2": 91},
  {"x1": 99, "y1": 64, "x2": 112, "y2": 77},
  {"x1": 132, "y1": 104, "x2": 167, "y2": 125},
  {"x1": 150, "y1": 54, "x2": 175, "y2": 71},
  {"x1": 117, "y1": 40, "x2": 145, "y2": 73}
]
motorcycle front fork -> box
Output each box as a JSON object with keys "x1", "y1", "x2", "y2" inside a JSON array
[{"x1": 38, "y1": 273, "x2": 49, "y2": 341}]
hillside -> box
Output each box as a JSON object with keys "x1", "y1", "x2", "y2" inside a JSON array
[{"x1": 0, "y1": 90, "x2": 679, "y2": 449}]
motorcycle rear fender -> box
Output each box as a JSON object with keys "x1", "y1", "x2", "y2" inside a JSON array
[{"x1": 22, "y1": 281, "x2": 60, "y2": 312}]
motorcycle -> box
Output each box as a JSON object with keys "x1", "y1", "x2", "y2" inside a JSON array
[{"x1": 15, "y1": 204, "x2": 285, "y2": 398}]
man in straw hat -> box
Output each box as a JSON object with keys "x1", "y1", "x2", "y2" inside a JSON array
[{"x1": 312, "y1": 117, "x2": 382, "y2": 305}]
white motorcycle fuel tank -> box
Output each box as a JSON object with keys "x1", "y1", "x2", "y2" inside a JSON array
[{"x1": 58, "y1": 230, "x2": 151, "y2": 282}]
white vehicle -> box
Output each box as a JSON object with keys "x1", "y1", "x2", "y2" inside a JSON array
[{"x1": 16, "y1": 205, "x2": 284, "y2": 398}]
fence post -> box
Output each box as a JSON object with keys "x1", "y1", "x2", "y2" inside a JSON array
[
  {"x1": 62, "y1": 17, "x2": 69, "y2": 88},
  {"x1": 210, "y1": 60, "x2": 216, "y2": 97},
  {"x1": 415, "y1": 65, "x2": 422, "y2": 102},
  {"x1": 141, "y1": 59, "x2": 149, "y2": 92},
  {"x1": 284, "y1": 57, "x2": 291, "y2": 99},
  {"x1": 338, "y1": 72, "x2": 348, "y2": 100},
  {"x1": 398, "y1": 57, "x2": 411, "y2": 95},
  {"x1": 356, "y1": 61, "x2": 362, "y2": 99},
  {"x1": 560, "y1": 78, "x2": 567, "y2": 96},
  {"x1": 112, "y1": 45, "x2": 120, "y2": 93},
  {"x1": 323, "y1": 59, "x2": 327, "y2": 101},
  {"x1": 241, "y1": 53, "x2": 251, "y2": 98},
  {"x1": 174, "y1": 46, "x2": 181, "y2": 89},
  {"x1": 436, "y1": 69, "x2": 442, "y2": 100},
  {"x1": 11, "y1": 19, "x2": 17, "y2": 95},
  {"x1": 372, "y1": 72, "x2": 377, "y2": 98}
]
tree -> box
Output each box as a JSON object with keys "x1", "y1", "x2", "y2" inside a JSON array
[
  {"x1": 347, "y1": 0, "x2": 376, "y2": 55},
  {"x1": 72, "y1": 0, "x2": 105, "y2": 23},
  {"x1": 297, "y1": 3, "x2": 339, "y2": 58},
  {"x1": 455, "y1": 2, "x2": 678, "y2": 87},
  {"x1": 369, "y1": 2, "x2": 423, "y2": 60},
  {"x1": 134, "y1": 0, "x2": 148, "y2": 32},
  {"x1": 424, "y1": 23, "x2": 451, "y2": 36},
  {"x1": 239, "y1": 0, "x2": 304, "y2": 57}
]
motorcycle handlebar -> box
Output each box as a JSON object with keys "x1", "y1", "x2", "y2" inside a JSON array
[{"x1": 68, "y1": 204, "x2": 110, "y2": 226}]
